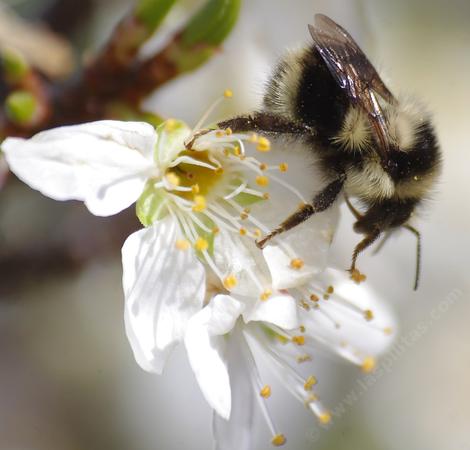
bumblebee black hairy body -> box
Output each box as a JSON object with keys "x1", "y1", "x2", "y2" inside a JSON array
[{"x1": 219, "y1": 14, "x2": 442, "y2": 289}]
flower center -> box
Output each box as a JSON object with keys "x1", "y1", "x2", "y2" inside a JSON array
[{"x1": 166, "y1": 150, "x2": 224, "y2": 200}]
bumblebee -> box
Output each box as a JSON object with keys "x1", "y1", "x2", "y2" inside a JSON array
[{"x1": 219, "y1": 14, "x2": 442, "y2": 289}]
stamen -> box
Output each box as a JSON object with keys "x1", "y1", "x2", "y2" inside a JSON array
[
  {"x1": 290, "y1": 259, "x2": 305, "y2": 270},
  {"x1": 279, "y1": 163, "x2": 288, "y2": 172},
  {"x1": 257, "y1": 137, "x2": 271, "y2": 152},
  {"x1": 260, "y1": 289, "x2": 273, "y2": 301},
  {"x1": 361, "y1": 356, "x2": 376, "y2": 373},
  {"x1": 364, "y1": 309, "x2": 374, "y2": 321},
  {"x1": 304, "y1": 375, "x2": 317, "y2": 391},
  {"x1": 175, "y1": 239, "x2": 190, "y2": 251},
  {"x1": 271, "y1": 435, "x2": 286, "y2": 447},
  {"x1": 260, "y1": 385, "x2": 272, "y2": 398},
  {"x1": 195, "y1": 237, "x2": 209, "y2": 251},
  {"x1": 292, "y1": 335, "x2": 306, "y2": 346},
  {"x1": 166, "y1": 172, "x2": 181, "y2": 187},
  {"x1": 223, "y1": 274, "x2": 238, "y2": 290},
  {"x1": 224, "y1": 89, "x2": 233, "y2": 98},
  {"x1": 192, "y1": 195, "x2": 207, "y2": 212},
  {"x1": 256, "y1": 175, "x2": 270, "y2": 187}
]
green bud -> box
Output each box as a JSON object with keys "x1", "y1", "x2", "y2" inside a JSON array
[
  {"x1": 136, "y1": 182, "x2": 169, "y2": 226},
  {"x1": 170, "y1": 0, "x2": 241, "y2": 73},
  {"x1": 1, "y1": 49, "x2": 29, "y2": 82},
  {"x1": 135, "y1": 0, "x2": 177, "y2": 30},
  {"x1": 5, "y1": 91, "x2": 37, "y2": 125},
  {"x1": 182, "y1": 0, "x2": 241, "y2": 46}
]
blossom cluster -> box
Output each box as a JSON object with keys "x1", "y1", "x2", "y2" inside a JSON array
[{"x1": 1, "y1": 96, "x2": 394, "y2": 448}]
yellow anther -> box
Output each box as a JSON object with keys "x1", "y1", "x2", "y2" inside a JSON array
[
  {"x1": 279, "y1": 162, "x2": 288, "y2": 172},
  {"x1": 216, "y1": 131, "x2": 225, "y2": 138},
  {"x1": 297, "y1": 354, "x2": 312, "y2": 363},
  {"x1": 260, "y1": 385, "x2": 271, "y2": 398},
  {"x1": 259, "y1": 163, "x2": 268, "y2": 171},
  {"x1": 239, "y1": 227, "x2": 247, "y2": 236},
  {"x1": 383, "y1": 326, "x2": 393, "y2": 335},
  {"x1": 194, "y1": 237, "x2": 209, "y2": 251},
  {"x1": 318, "y1": 412, "x2": 332, "y2": 425},
  {"x1": 233, "y1": 146, "x2": 241, "y2": 156},
  {"x1": 290, "y1": 258, "x2": 304, "y2": 270},
  {"x1": 192, "y1": 195, "x2": 207, "y2": 212},
  {"x1": 350, "y1": 268, "x2": 367, "y2": 283},
  {"x1": 257, "y1": 136, "x2": 271, "y2": 152},
  {"x1": 304, "y1": 375, "x2": 317, "y2": 391},
  {"x1": 256, "y1": 175, "x2": 270, "y2": 187},
  {"x1": 310, "y1": 294, "x2": 319, "y2": 302},
  {"x1": 175, "y1": 239, "x2": 190, "y2": 251},
  {"x1": 304, "y1": 393, "x2": 318, "y2": 405},
  {"x1": 212, "y1": 227, "x2": 220, "y2": 235},
  {"x1": 166, "y1": 172, "x2": 180, "y2": 186},
  {"x1": 323, "y1": 294, "x2": 330, "y2": 300},
  {"x1": 260, "y1": 289, "x2": 272, "y2": 301},
  {"x1": 240, "y1": 212, "x2": 249, "y2": 220},
  {"x1": 223, "y1": 89, "x2": 233, "y2": 98},
  {"x1": 225, "y1": 127, "x2": 233, "y2": 136},
  {"x1": 254, "y1": 228, "x2": 262, "y2": 238},
  {"x1": 191, "y1": 184, "x2": 200, "y2": 194},
  {"x1": 271, "y1": 434, "x2": 286, "y2": 447},
  {"x1": 165, "y1": 118, "x2": 177, "y2": 131},
  {"x1": 292, "y1": 335, "x2": 305, "y2": 346},
  {"x1": 223, "y1": 274, "x2": 238, "y2": 290},
  {"x1": 326, "y1": 286, "x2": 334, "y2": 294},
  {"x1": 364, "y1": 309, "x2": 374, "y2": 321},
  {"x1": 361, "y1": 356, "x2": 376, "y2": 373},
  {"x1": 263, "y1": 192, "x2": 270, "y2": 200},
  {"x1": 299, "y1": 325, "x2": 306, "y2": 333},
  {"x1": 299, "y1": 300, "x2": 311, "y2": 311},
  {"x1": 248, "y1": 133, "x2": 259, "y2": 143}
]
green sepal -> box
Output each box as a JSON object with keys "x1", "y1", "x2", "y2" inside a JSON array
[
  {"x1": 5, "y1": 90, "x2": 37, "y2": 125},
  {"x1": 135, "y1": 0, "x2": 177, "y2": 30},
  {"x1": 136, "y1": 182, "x2": 168, "y2": 226}
]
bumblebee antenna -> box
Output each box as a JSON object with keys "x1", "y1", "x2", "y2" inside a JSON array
[{"x1": 404, "y1": 224, "x2": 421, "y2": 290}]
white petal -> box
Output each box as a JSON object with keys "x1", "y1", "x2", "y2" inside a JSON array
[
  {"x1": 263, "y1": 205, "x2": 339, "y2": 290},
  {"x1": 184, "y1": 295, "x2": 244, "y2": 419},
  {"x1": 213, "y1": 228, "x2": 269, "y2": 296},
  {"x1": 2, "y1": 120, "x2": 157, "y2": 216},
  {"x1": 122, "y1": 217, "x2": 205, "y2": 374},
  {"x1": 213, "y1": 329, "x2": 254, "y2": 450},
  {"x1": 242, "y1": 292, "x2": 299, "y2": 330}
]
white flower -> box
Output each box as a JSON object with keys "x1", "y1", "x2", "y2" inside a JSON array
[
  {"x1": 186, "y1": 269, "x2": 394, "y2": 448},
  {"x1": 1, "y1": 113, "x2": 341, "y2": 376}
]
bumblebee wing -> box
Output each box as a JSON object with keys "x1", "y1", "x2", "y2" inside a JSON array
[{"x1": 308, "y1": 14, "x2": 396, "y2": 158}]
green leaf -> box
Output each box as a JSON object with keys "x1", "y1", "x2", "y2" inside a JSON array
[
  {"x1": 136, "y1": 183, "x2": 168, "y2": 226},
  {"x1": 5, "y1": 91, "x2": 37, "y2": 125},
  {"x1": 135, "y1": 0, "x2": 177, "y2": 30}
]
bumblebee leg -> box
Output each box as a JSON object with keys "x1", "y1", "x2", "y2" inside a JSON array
[
  {"x1": 256, "y1": 175, "x2": 345, "y2": 249},
  {"x1": 349, "y1": 230, "x2": 381, "y2": 273},
  {"x1": 218, "y1": 112, "x2": 311, "y2": 136},
  {"x1": 344, "y1": 193, "x2": 363, "y2": 220},
  {"x1": 404, "y1": 224, "x2": 421, "y2": 291}
]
